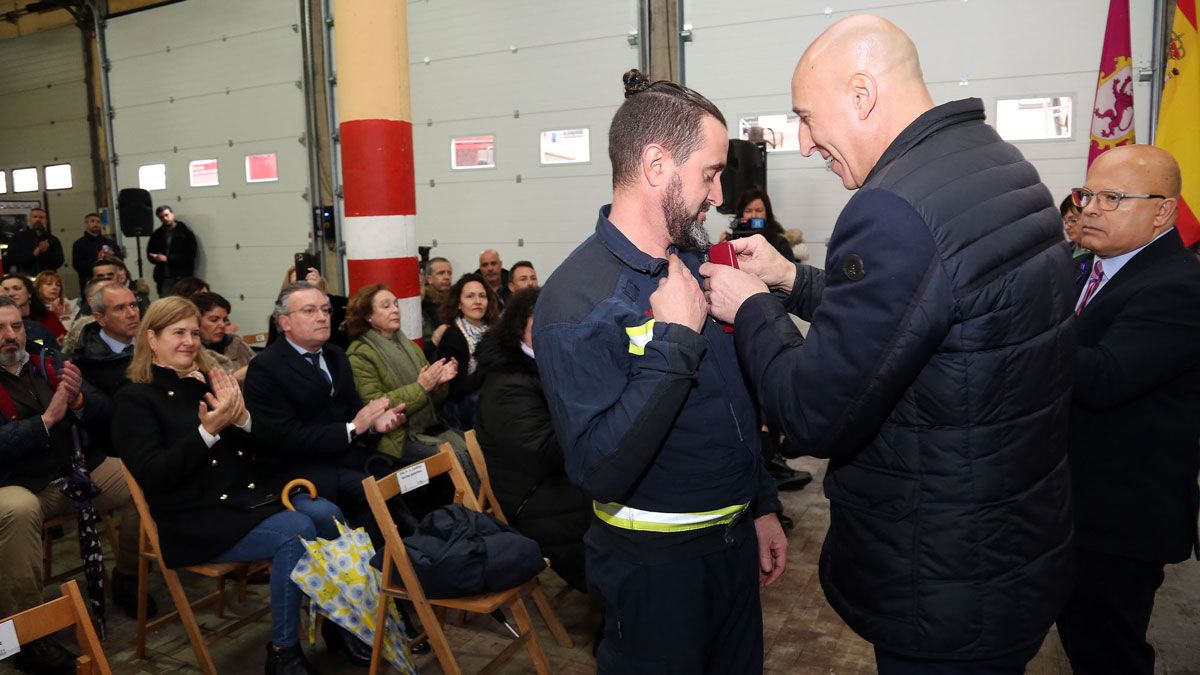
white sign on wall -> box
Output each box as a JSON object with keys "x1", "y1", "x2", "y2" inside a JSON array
[
  {"x1": 189, "y1": 159, "x2": 220, "y2": 187},
  {"x1": 539, "y1": 128, "x2": 590, "y2": 165}
]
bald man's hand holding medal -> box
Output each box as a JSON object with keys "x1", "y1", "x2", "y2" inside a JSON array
[{"x1": 701, "y1": 235, "x2": 783, "y2": 324}]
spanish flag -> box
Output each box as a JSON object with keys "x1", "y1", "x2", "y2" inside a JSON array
[{"x1": 1156, "y1": 0, "x2": 1199, "y2": 246}]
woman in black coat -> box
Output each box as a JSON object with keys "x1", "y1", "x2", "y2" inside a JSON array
[
  {"x1": 113, "y1": 296, "x2": 341, "y2": 675},
  {"x1": 436, "y1": 273, "x2": 499, "y2": 431},
  {"x1": 474, "y1": 288, "x2": 591, "y2": 592}
]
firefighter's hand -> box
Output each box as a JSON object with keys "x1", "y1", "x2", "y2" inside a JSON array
[
  {"x1": 699, "y1": 263, "x2": 769, "y2": 324},
  {"x1": 755, "y1": 512, "x2": 787, "y2": 587},
  {"x1": 650, "y1": 253, "x2": 707, "y2": 333}
]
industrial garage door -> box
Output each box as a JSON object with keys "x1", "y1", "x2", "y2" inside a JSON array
[
  {"x1": 405, "y1": 0, "x2": 640, "y2": 280},
  {"x1": 106, "y1": 0, "x2": 310, "y2": 332},
  {"x1": 683, "y1": 0, "x2": 1159, "y2": 267}
]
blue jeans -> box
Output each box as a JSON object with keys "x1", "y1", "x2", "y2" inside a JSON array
[{"x1": 211, "y1": 496, "x2": 343, "y2": 647}]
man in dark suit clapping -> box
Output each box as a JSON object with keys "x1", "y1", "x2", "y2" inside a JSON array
[
  {"x1": 244, "y1": 281, "x2": 409, "y2": 665},
  {"x1": 1056, "y1": 144, "x2": 1200, "y2": 675},
  {"x1": 245, "y1": 282, "x2": 405, "y2": 527}
]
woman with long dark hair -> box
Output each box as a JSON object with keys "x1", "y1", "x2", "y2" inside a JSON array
[
  {"x1": 734, "y1": 187, "x2": 796, "y2": 262},
  {"x1": 436, "y1": 273, "x2": 499, "y2": 430}
]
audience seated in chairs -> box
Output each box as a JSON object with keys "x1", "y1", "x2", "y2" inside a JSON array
[
  {"x1": 3, "y1": 273, "x2": 67, "y2": 340},
  {"x1": 193, "y1": 291, "x2": 255, "y2": 383},
  {"x1": 266, "y1": 266, "x2": 349, "y2": 350},
  {"x1": 0, "y1": 295, "x2": 154, "y2": 673},
  {"x1": 112, "y1": 296, "x2": 343, "y2": 675},
  {"x1": 474, "y1": 288, "x2": 592, "y2": 592},
  {"x1": 436, "y1": 273, "x2": 498, "y2": 431}
]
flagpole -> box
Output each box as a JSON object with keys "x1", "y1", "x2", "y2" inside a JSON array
[{"x1": 1149, "y1": 0, "x2": 1170, "y2": 143}]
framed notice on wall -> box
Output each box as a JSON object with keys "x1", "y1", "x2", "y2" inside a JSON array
[
  {"x1": 189, "y1": 159, "x2": 220, "y2": 187},
  {"x1": 539, "y1": 128, "x2": 590, "y2": 165}
]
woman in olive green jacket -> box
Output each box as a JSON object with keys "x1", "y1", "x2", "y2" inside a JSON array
[{"x1": 345, "y1": 284, "x2": 475, "y2": 481}]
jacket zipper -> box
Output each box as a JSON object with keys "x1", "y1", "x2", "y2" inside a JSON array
[{"x1": 728, "y1": 402, "x2": 744, "y2": 442}]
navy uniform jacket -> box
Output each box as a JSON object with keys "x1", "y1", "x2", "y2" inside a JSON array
[
  {"x1": 533, "y1": 206, "x2": 781, "y2": 565},
  {"x1": 732, "y1": 99, "x2": 1074, "y2": 659}
]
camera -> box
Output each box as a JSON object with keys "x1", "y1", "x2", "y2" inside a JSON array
[{"x1": 727, "y1": 217, "x2": 767, "y2": 241}]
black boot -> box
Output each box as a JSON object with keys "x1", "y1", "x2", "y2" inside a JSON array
[
  {"x1": 321, "y1": 619, "x2": 372, "y2": 667},
  {"x1": 394, "y1": 601, "x2": 430, "y2": 655},
  {"x1": 11, "y1": 635, "x2": 77, "y2": 674},
  {"x1": 265, "y1": 642, "x2": 323, "y2": 675},
  {"x1": 111, "y1": 571, "x2": 158, "y2": 619}
]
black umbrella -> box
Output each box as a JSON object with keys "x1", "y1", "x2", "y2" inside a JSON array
[{"x1": 57, "y1": 426, "x2": 106, "y2": 638}]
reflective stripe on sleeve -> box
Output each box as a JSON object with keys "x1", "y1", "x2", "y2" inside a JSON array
[{"x1": 625, "y1": 319, "x2": 654, "y2": 356}]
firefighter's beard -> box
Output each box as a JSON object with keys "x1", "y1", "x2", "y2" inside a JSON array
[{"x1": 662, "y1": 175, "x2": 711, "y2": 252}]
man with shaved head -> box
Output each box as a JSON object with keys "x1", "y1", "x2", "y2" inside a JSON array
[
  {"x1": 476, "y1": 248, "x2": 512, "y2": 308},
  {"x1": 1056, "y1": 145, "x2": 1200, "y2": 675},
  {"x1": 702, "y1": 14, "x2": 1074, "y2": 673}
]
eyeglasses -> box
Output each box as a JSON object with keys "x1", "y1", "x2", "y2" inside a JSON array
[
  {"x1": 1071, "y1": 187, "x2": 1168, "y2": 211},
  {"x1": 290, "y1": 304, "x2": 333, "y2": 317}
]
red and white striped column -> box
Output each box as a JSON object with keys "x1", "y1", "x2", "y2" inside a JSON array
[{"x1": 333, "y1": 0, "x2": 421, "y2": 339}]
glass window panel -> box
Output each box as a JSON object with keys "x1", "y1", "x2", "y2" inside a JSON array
[
  {"x1": 44, "y1": 163, "x2": 72, "y2": 190},
  {"x1": 139, "y1": 163, "x2": 167, "y2": 191},
  {"x1": 12, "y1": 167, "x2": 38, "y2": 192},
  {"x1": 738, "y1": 114, "x2": 801, "y2": 153},
  {"x1": 995, "y1": 96, "x2": 1073, "y2": 141}
]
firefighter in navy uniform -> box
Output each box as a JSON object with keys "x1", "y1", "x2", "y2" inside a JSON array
[{"x1": 533, "y1": 70, "x2": 786, "y2": 674}]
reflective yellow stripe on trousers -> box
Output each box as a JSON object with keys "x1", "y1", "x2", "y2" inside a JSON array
[{"x1": 593, "y1": 501, "x2": 748, "y2": 533}]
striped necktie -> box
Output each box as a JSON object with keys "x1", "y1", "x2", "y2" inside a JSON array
[{"x1": 1075, "y1": 259, "x2": 1105, "y2": 316}]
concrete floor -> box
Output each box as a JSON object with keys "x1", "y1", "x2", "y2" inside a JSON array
[{"x1": 4, "y1": 456, "x2": 1199, "y2": 674}]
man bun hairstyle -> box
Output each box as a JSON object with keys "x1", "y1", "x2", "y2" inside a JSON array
[{"x1": 609, "y1": 68, "x2": 726, "y2": 190}]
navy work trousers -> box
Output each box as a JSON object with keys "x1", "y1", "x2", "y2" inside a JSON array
[{"x1": 588, "y1": 517, "x2": 762, "y2": 674}]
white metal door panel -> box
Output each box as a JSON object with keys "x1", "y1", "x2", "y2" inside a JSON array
[
  {"x1": 405, "y1": 0, "x2": 639, "y2": 281},
  {"x1": 107, "y1": 0, "x2": 309, "y2": 332},
  {"x1": 684, "y1": 0, "x2": 1158, "y2": 267},
  {"x1": 0, "y1": 25, "x2": 97, "y2": 293}
]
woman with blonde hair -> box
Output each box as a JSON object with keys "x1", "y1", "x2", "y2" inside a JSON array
[{"x1": 113, "y1": 296, "x2": 341, "y2": 674}]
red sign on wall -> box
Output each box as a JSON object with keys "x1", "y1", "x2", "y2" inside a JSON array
[{"x1": 245, "y1": 153, "x2": 279, "y2": 183}]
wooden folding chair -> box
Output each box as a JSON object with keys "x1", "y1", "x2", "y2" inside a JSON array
[
  {"x1": 0, "y1": 580, "x2": 111, "y2": 674},
  {"x1": 42, "y1": 511, "x2": 121, "y2": 583},
  {"x1": 118, "y1": 461, "x2": 269, "y2": 675},
  {"x1": 461, "y1": 432, "x2": 574, "y2": 647},
  {"x1": 363, "y1": 445, "x2": 556, "y2": 674}
]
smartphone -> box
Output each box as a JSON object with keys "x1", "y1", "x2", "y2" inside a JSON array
[
  {"x1": 294, "y1": 252, "x2": 319, "y2": 281},
  {"x1": 708, "y1": 241, "x2": 739, "y2": 269}
]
